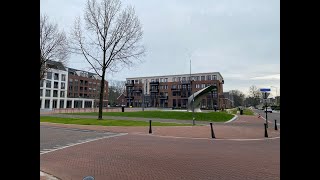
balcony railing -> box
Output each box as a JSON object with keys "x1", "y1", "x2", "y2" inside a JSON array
[
  {"x1": 159, "y1": 96, "x2": 168, "y2": 99},
  {"x1": 125, "y1": 83, "x2": 134, "y2": 87},
  {"x1": 150, "y1": 89, "x2": 159, "y2": 93},
  {"x1": 150, "y1": 81, "x2": 159, "y2": 85}
]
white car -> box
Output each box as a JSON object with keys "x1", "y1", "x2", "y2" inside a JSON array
[{"x1": 264, "y1": 107, "x2": 273, "y2": 113}]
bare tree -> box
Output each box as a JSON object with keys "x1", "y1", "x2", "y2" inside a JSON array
[
  {"x1": 249, "y1": 85, "x2": 262, "y2": 98},
  {"x1": 71, "y1": 0, "x2": 145, "y2": 119},
  {"x1": 40, "y1": 14, "x2": 69, "y2": 80}
]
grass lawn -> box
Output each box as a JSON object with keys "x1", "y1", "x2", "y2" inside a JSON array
[
  {"x1": 229, "y1": 108, "x2": 254, "y2": 115},
  {"x1": 40, "y1": 116, "x2": 192, "y2": 126},
  {"x1": 65, "y1": 111, "x2": 234, "y2": 122}
]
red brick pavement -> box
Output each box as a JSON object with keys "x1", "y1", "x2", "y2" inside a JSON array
[
  {"x1": 40, "y1": 115, "x2": 280, "y2": 179},
  {"x1": 41, "y1": 134, "x2": 280, "y2": 180}
]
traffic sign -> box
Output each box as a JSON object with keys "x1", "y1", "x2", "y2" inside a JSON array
[{"x1": 260, "y1": 88, "x2": 271, "y2": 92}]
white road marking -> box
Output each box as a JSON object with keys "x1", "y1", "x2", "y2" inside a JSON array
[{"x1": 40, "y1": 133, "x2": 127, "y2": 155}]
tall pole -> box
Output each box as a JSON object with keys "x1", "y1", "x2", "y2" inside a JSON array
[{"x1": 190, "y1": 58, "x2": 195, "y2": 125}]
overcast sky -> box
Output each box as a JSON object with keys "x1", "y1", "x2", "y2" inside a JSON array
[{"x1": 41, "y1": 0, "x2": 280, "y2": 96}]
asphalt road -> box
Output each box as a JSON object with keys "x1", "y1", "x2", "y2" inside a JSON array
[
  {"x1": 40, "y1": 125, "x2": 119, "y2": 154},
  {"x1": 253, "y1": 109, "x2": 280, "y2": 124}
]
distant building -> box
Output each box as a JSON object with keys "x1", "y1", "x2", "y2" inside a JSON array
[
  {"x1": 40, "y1": 60, "x2": 108, "y2": 109},
  {"x1": 222, "y1": 92, "x2": 234, "y2": 109},
  {"x1": 119, "y1": 72, "x2": 225, "y2": 109}
]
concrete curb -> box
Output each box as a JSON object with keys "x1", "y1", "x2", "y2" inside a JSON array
[
  {"x1": 40, "y1": 171, "x2": 59, "y2": 180},
  {"x1": 225, "y1": 115, "x2": 238, "y2": 123}
]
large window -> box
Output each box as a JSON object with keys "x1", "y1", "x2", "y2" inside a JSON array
[
  {"x1": 53, "y1": 90, "x2": 58, "y2": 97},
  {"x1": 201, "y1": 84, "x2": 205, "y2": 88},
  {"x1": 52, "y1": 100, "x2": 57, "y2": 108},
  {"x1": 196, "y1": 84, "x2": 200, "y2": 88},
  {"x1": 172, "y1": 77, "x2": 175, "y2": 82},
  {"x1": 201, "y1": 76, "x2": 205, "y2": 81},
  {"x1": 46, "y1": 81, "x2": 51, "y2": 88},
  {"x1": 61, "y1": 74, "x2": 66, "y2": 81},
  {"x1": 59, "y1": 100, "x2": 64, "y2": 108},
  {"x1": 67, "y1": 100, "x2": 72, "y2": 108},
  {"x1": 45, "y1": 90, "x2": 51, "y2": 97},
  {"x1": 182, "y1": 77, "x2": 186, "y2": 81},
  {"x1": 54, "y1": 73, "x2": 59, "y2": 80},
  {"x1": 212, "y1": 75, "x2": 217, "y2": 80},
  {"x1": 61, "y1": 82, "x2": 65, "y2": 89},
  {"x1": 54, "y1": 82, "x2": 59, "y2": 88},
  {"x1": 177, "y1": 77, "x2": 181, "y2": 82},
  {"x1": 164, "y1": 78, "x2": 168, "y2": 82},
  {"x1": 207, "y1": 75, "x2": 211, "y2": 80},
  {"x1": 40, "y1": 80, "x2": 44, "y2": 87},
  {"x1": 40, "y1": 89, "x2": 43, "y2": 96},
  {"x1": 195, "y1": 76, "x2": 200, "y2": 81},
  {"x1": 45, "y1": 100, "x2": 50, "y2": 108},
  {"x1": 60, "y1": 91, "x2": 65, "y2": 97},
  {"x1": 46, "y1": 72, "x2": 52, "y2": 79}
]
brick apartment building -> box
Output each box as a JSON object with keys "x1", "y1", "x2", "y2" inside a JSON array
[
  {"x1": 40, "y1": 60, "x2": 108, "y2": 109},
  {"x1": 120, "y1": 72, "x2": 225, "y2": 109}
]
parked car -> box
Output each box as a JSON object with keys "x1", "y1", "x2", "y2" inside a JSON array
[{"x1": 265, "y1": 107, "x2": 273, "y2": 113}]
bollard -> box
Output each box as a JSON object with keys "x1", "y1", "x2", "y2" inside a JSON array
[
  {"x1": 210, "y1": 123, "x2": 215, "y2": 138},
  {"x1": 149, "y1": 120, "x2": 152, "y2": 134},
  {"x1": 264, "y1": 123, "x2": 268, "y2": 137},
  {"x1": 275, "y1": 120, "x2": 278, "y2": 130}
]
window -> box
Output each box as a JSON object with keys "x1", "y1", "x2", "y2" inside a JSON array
[
  {"x1": 53, "y1": 90, "x2": 58, "y2": 97},
  {"x1": 60, "y1": 91, "x2": 65, "y2": 97},
  {"x1": 212, "y1": 75, "x2": 217, "y2": 80},
  {"x1": 201, "y1": 76, "x2": 205, "y2": 81},
  {"x1": 201, "y1": 84, "x2": 205, "y2": 88},
  {"x1": 45, "y1": 90, "x2": 51, "y2": 97},
  {"x1": 196, "y1": 84, "x2": 200, "y2": 88},
  {"x1": 46, "y1": 81, "x2": 51, "y2": 88},
  {"x1": 61, "y1": 82, "x2": 65, "y2": 89},
  {"x1": 195, "y1": 76, "x2": 200, "y2": 81},
  {"x1": 45, "y1": 100, "x2": 50, "y2": 108},
  {"x1": 164, "y1": 85, "x2": 168, "y2": 89},
  {"x1": 52, "y1": 100, "x2": 57, "y2": 108},
  {"x1": 135, "y1": 80, "x2": 139, "y2": 84},
  {"x1": 40, "y1": 99, "x2": 42, "y2": 108},
  {"x1": 59, "y1": 100, "x2": 64, "y2": 108},
  {"x1": 151, "y1": 79, "x2": 154, "y2": 82},
  {"x1": 61, "y1": 74, "x2": 66, "y2": 81},
  {"x1": 177, "y1": 77, "x2": 181, "y2": 82},
  {"x1": 207, "y1": 75, "x2": 211, "y2": 80},
  {"x1": 172, "y1": 77, "x2": 175, "y2": 82},
  {"x1": 165, "y1": 78, "x2": 168, "y2": 82},
  {"x1": 40, "y1": 80, "x2": 44, "y2": 87},
  {"x1": 155, "y1": 79, "x2": 159, "y2": 82},
  {"x1": 40, "y1": 89, "x2": 43, "y2": 96},
  {"x1": 178, "y1": 84, "x2": 181, "y2": 89},
  {"x1": 160, "y1": 78, "x2": 163, "y2": 82},
  {"x1": 67, "y1": 101, "x2": 72, "y2": 108},
  {"x1": 182, "y1": 77, "x2": 186, "y2": 81},
  {"x1": 46, "y1": 72, "x2": 52, "y2": 79},
  {"x1": 54, "y1": 82, "x2": 59, "y2": 88},
  {"x1": 172, "y1": 85, "x2": 176, "y2": 89},
  {"x1": 139, "y1": 79, "x2": 142, "y2": 84},
  {"x1": 54, "y1": 73, "x2": 59, "y2": 80}
]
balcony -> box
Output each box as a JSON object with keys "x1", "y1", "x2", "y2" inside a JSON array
[
  {"x1": 181, "y1": 80, "x2": 191, "y2": 84},
  {"x1": 133, "y1": 89, "x2": 143, "y2": 93},
  {"x1": 150, "y1": 89, "x2": 159, "y2": 93},
  {"x1": 159, "y1": 96, "x2": 168, "y2": 99},
  {"x1": 125, "y1": 96, "x2": 134, "y2": 100},
  {"x1": 171, "y1": 88, "x2": 181, "y2": 91},
  {"x1": 125, "y1": 83, "x2": 134, "y2": 87},
  {"x1": 149, "y1": 81, "x2": 159, "y2": 85}
]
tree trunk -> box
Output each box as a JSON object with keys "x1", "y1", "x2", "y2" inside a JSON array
[{"x1": 98, "y1": 70, "x2": 105, "y2": 120}]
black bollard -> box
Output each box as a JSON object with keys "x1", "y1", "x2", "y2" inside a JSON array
[
  {"x1": 264, "y1": 123, "x2": 268, "y2": 137},
  {"x1": 275, "y1": 120, "x2": 278, "y2": 130},
  {"x1": 210, "y1": 123, "x2": 215, "y2": 138},
  {"x1": 149, "y1": 120, "x2": 152, "y2": 134}
]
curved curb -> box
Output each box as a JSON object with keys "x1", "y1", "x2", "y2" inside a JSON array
[
  {"x1": 40, "y1": 171, "x2": 60, "y2": 180},
  {"x1": 225, "y1": 115, "x2": 238, "y2": 123},
  {"x1": 133, "y1": 132, "x2": 280, "y2": 141}
]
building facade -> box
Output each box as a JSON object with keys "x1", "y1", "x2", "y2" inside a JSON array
[
  {"x1": 121, "y1": 72, "x2": 225, "y2": 109},
  {"x1": 40, "y1": 60, "x2": 108, "y2": 109}
]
